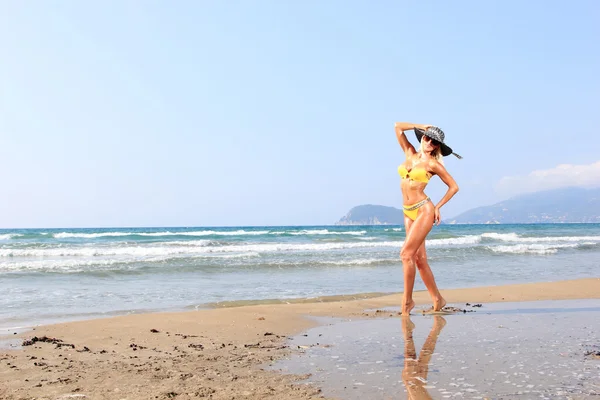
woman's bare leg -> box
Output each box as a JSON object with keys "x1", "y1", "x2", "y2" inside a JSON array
[
  {"x1": 414, "y1": 243, "x2": 446, "y2": 311},
  {"x1": 401, "y1": 217, "x2": 416, "y2": 315},
  {"x1": 400, "y1": 208, "x2": 435, "y2": 315}
]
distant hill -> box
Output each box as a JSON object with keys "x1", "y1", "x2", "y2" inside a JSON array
[
  {"x1": 447, "y1": 187, "x2": 600, "y2": 224},
  {"x1": 336, "y1": 204, "x2": 404, "y2": 225},
  {"x1": 336, "y1": 187, "x2": 600, "y2": 225}
]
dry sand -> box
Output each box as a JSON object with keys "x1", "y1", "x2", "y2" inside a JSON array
[{"x1": 1, "y1": 278, "x2": 599, "y2": 400}]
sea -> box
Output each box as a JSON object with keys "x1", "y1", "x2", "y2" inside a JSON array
[{"x1": 1, "y1": 224, "x2": 599, "y2": 332}]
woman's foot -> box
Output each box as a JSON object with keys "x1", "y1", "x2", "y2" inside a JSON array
[
  {"x1": 433, "y1": 297, "x2": 446, "y2": 312},
  {"x1": 401, "y1": 299, "x2": 415, "y2": 316}
]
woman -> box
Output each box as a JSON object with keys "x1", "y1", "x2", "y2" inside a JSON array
[{"x1": 394, "y1": 122, "x2": 461, "y2": 316}]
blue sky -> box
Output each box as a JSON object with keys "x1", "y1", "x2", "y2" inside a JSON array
[{"x1": 1, "y1": 1, "x2": 599, "y2": 228}]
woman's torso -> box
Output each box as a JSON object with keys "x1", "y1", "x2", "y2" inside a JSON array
[{"x1": 398, "y1": 156, "x2": 434, "y2": 204}]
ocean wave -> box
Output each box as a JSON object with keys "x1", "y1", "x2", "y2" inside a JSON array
[
  {"x1": 145, "y1": 230, "x2": 270, "y2": 237},
  {"x1": 0, "y1": 241, "x2": 400, "y2": 258},
  {"x1": 428, "y1": 235, "x2": 481, "y2": 246},
  {"x1": 208, "y1": 252, "x2": 261, "y2": 259},
  {"x1": 268, "y1": 229, "x2": 367, "y2": 236},
  {"x1": 52, "y1": 230, "x2": 271, "y2": 239},
  {"x1": 0, "y1": 251, "x2": 262, "y2": 272},
  {"x1": 9, "y1": 232, "x2": 597, "y2": 260},
  {"x1": 159, "y1": 240, "x2": 216, "y2": 247},
  {"x1": 0, "y1": 254, "x2": 396, "y2": 274},
  {"x1": 482, "y1": 232, "x2": 600, "y2": 243},
  {"x1": 0, "y1": 258, "x2": 137, "y2": 272},
  {"x1": 488, "y1": 243, "x2": 579, "y2": 255},
  {"x1": 481, "y1": 232, "x2": 521, "y2": 241},
  {"x1": 0, "y1": 234, "x2": 23, "y2": 240},
  {"x1": 320, "y1": 258, "x2": 395, "y2": 266},
  {"x1": 0, "y1": 234, "x2": 489, "y2": 259},
  {"x1": 49, "y1": 229, "x2": 370, "y2": 239},
  {"x1": 54, "y1": 232, "x2": 133, "y2": 239}
]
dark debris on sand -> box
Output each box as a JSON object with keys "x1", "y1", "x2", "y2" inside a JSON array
[
  {"x1": 356, "y1": 303, "x2": 487, "y2": 318},
  {"x1": 442, "y1": 306, "x2": 474, "y2": 313},
  {"x1": 584, "y1": 344, "x2": 600, "y2": 359},
  {"x1": 442, "y1": 302, "x2": 485, "y2": 313},
  {"x1": 4, "y1": 328, "x2": 327, "y2": 400},
  {"x1": 22, "y1": 336, "x2": 75, "y2": 349},
  {"x1": 584, "y1": 350, "x2": 600, "y2": 359}
]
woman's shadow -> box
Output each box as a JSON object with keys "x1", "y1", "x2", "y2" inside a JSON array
[{"x1": 401, "y1": 315, "x2": 447, "y2": 399}]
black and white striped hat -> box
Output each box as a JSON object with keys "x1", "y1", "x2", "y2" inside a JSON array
[{"x1": 414, "y1": 126, "x2": 462, "y2": 159}]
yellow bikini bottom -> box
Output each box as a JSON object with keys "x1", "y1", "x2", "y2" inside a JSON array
[{"x1": 403, "y1": 197, "x2": 431, "y2": 221}]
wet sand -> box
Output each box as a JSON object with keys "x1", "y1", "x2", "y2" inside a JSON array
[
  {"x1": 1, "y1": 278, "x2": 599, "y2": 399},
  {"x1": 275, "y1": 299, "x2": 600, "y2": 399}
]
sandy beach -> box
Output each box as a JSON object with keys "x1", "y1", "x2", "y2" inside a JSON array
[{"x1": 1, "y1": 278, "x2": 599, "y2": 400}]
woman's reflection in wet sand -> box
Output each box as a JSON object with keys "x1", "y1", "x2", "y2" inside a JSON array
[{"x1": 401, "y1": 315, "x2": 447, "y2": 399}]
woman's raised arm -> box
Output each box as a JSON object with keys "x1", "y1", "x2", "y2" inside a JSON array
[{"x1": 394, "y1": 122, "x2": 430, "y2": 157}]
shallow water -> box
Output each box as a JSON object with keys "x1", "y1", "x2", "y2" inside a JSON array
[{"x1": 272, "y1": 300, "x2": 600, "y2": 399}]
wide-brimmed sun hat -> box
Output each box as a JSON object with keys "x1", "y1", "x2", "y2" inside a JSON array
[{"x1": 414, "y1": 126, "x2": 462, "y2": 159}]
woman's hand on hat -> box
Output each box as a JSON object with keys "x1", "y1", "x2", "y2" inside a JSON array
[{"x1": 416, "y1": 124, "x2": 432, "y2": 131}]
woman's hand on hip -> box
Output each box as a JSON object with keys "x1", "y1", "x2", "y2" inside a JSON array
[{"x1": 434, "y1": 207, "x2": 441, "y2": 225}]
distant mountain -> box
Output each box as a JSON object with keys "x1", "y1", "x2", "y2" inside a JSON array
[
  {"x1": 336, "y1": 187, "x2": 600, "y2": 225},
  {"x1": 336, "y1": 204, "x2": 404, "y2": 225},
  {"x1": 447, "y1": 187, "x2": 600, "y2": 224}
]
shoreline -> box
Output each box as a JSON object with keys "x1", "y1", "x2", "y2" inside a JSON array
[
  {"x1": 0, "y1": 292, "x2": 393, "y2": 339},
  {"x1": 4, "y1": 275, "x2": 598, "y2": 336},
  {"x1": 1, "y1": 278, "x2": 599, "y2": 399},
  {"x1": 3, "y1": 277, "x2": 600, "y2": 338}
]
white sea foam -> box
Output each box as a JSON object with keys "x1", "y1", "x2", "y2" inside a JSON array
[
  {"x1": 321, "y1": 258, "x2": 394, "y2": 266},
  {"x1": 1, "y1": 254, "x2": 394, "y2": 273},
  {"x1": 288, "y1": 230, "x2": 366, "y2": 236},
  {"x1": 428, "y1": 235, "x2": 481, "y2": 246},
  {"x1": 208, "y1": 252, "x2": 261, "y2": 259},
  {"x1": 481, "y1": 232, "x2": 600, "y2": 243},
  {"x1": 156, "y1": 240, "x2": 214, "y2": 247},
  {"x1": 488, "y1": 243, "x2": 579, "y2": 255},
  {"x1": 51, "y1": 229, "x2": 367, "y2": 239},
  {"x1": 0, "y1": 258, "x2": 136, "y2": 272},
  {"x1": 149, "y1": 230, "x2": 270, "y2": 236},
  {"x1": 54, "y1": 232, "x2": 133, "y2": 239},
  {"x1": 0, "y1": 254, "x2": 392, "y2": 273},
  {"x1": 0, "y1": 234, "x2": 490, "y2": 259},
  {"x1": 0, "y1": 251, "x2": 262, "y2": 272},
  {"x1": 0, "y1": 241, "x2": 401, "y2": 258},
  {"x1": 49, "y1": 229, "x2": 374, "y2": 239},
  {"x1": 481, "y1": 232, "x2": 521, "y2": 241},
  {"x1": 53, "y1": 230, "x2": 271, "y2": 238},
  {"x1": 0, "y1": 234, "x2": 22, "y2": 240},
  {"x1": 528, "y1": 235, "x2": 600, "y2": 243}
]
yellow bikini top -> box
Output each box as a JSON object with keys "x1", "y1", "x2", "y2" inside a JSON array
[{"x1": 398, "y1": 164, "x2": 431, "y2": 183}]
